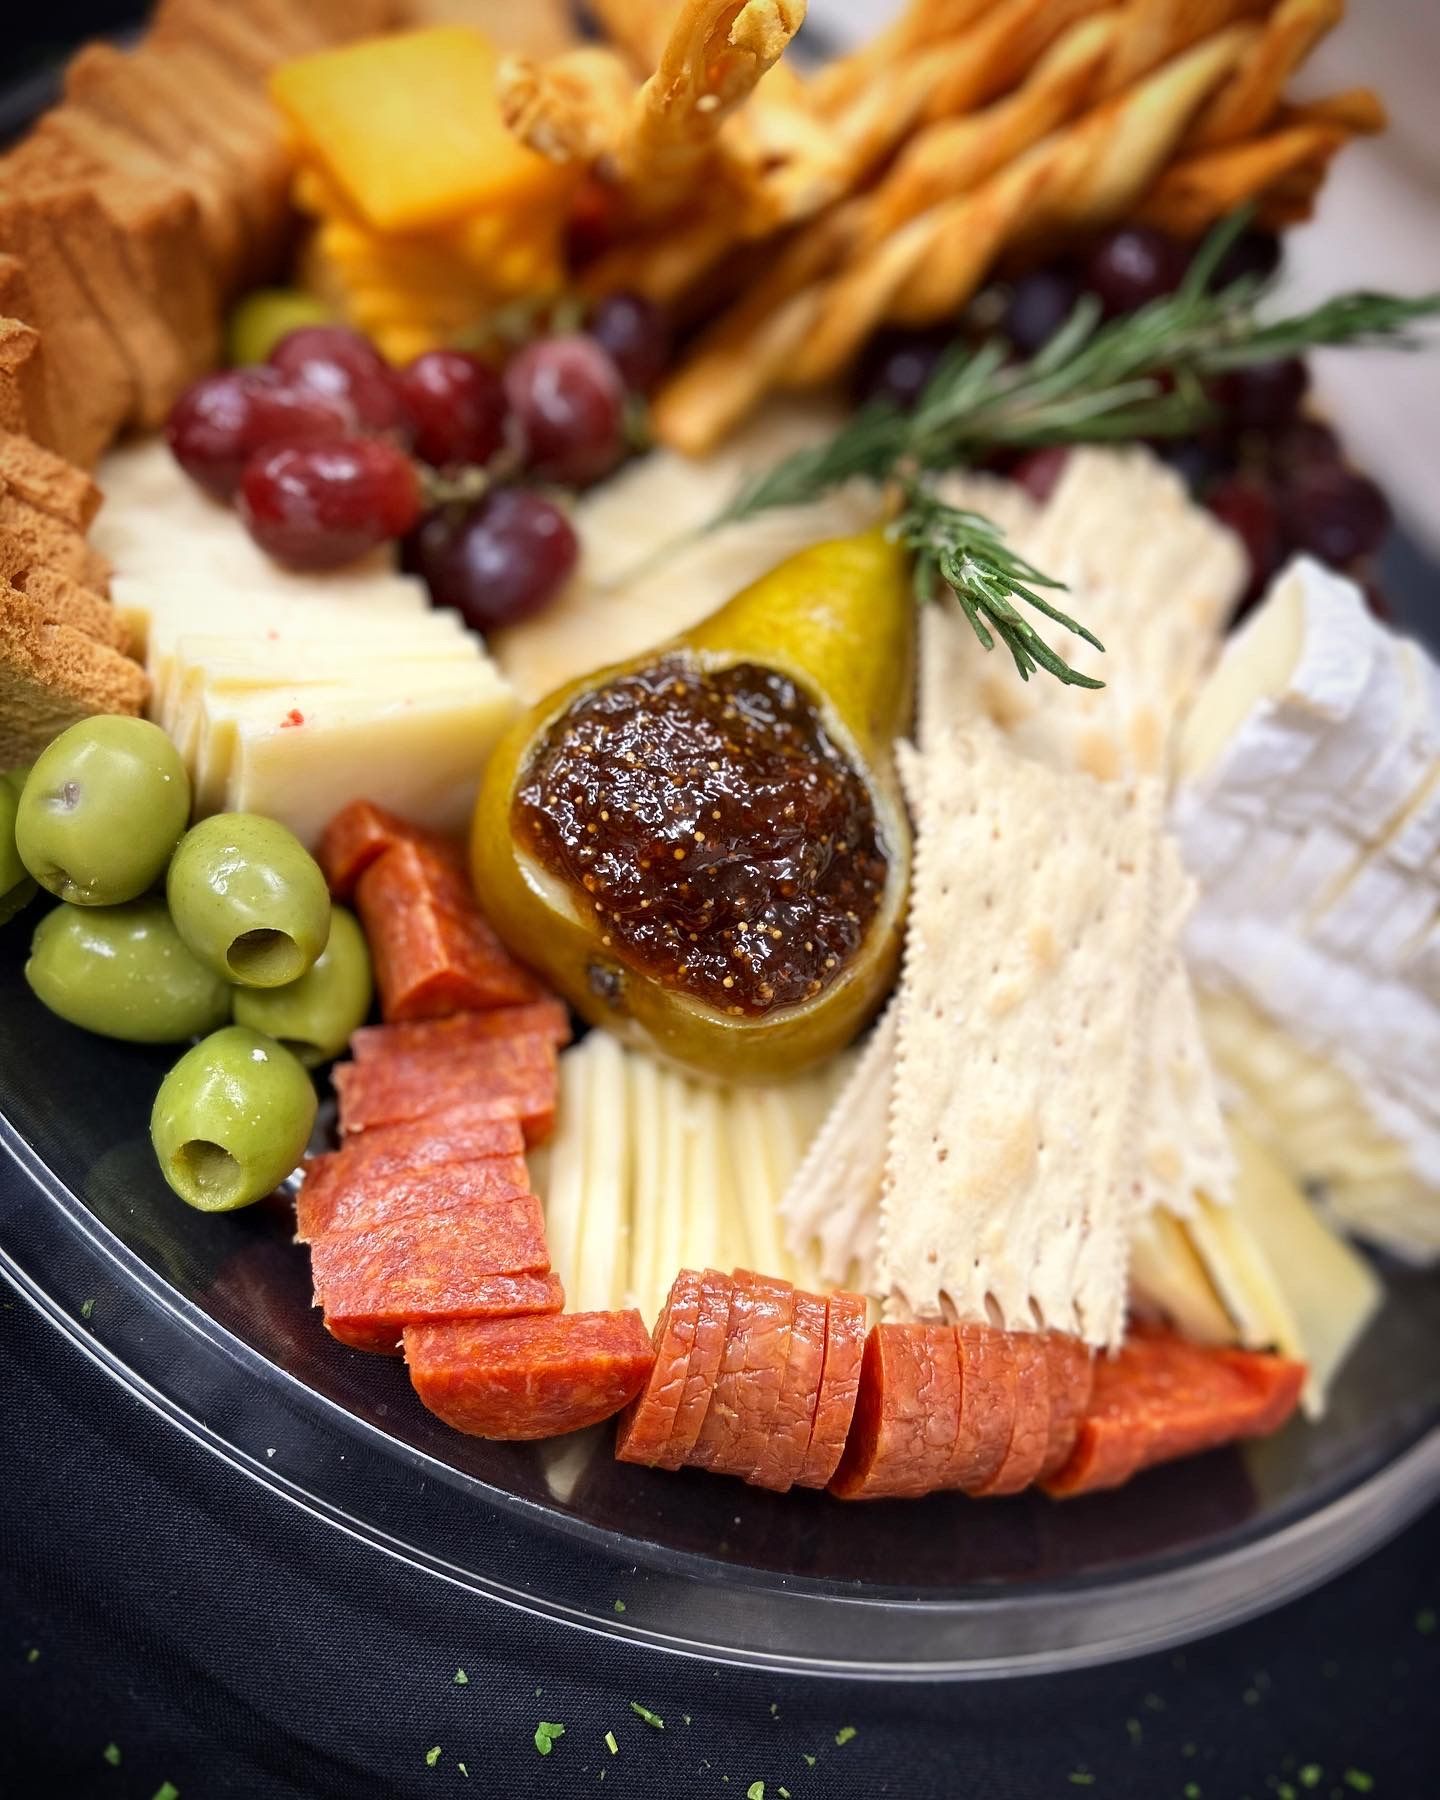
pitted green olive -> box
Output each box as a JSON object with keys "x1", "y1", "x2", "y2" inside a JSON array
[
  {"x1": 26, "y1": 899, "x2": 231, "y2": 1042},
  {"x1": 166, "y1": 812, "x2": 330, "y2": 988},
  {"x1": 232, "y1": 905, "x2": 373, "y2": 1065}
]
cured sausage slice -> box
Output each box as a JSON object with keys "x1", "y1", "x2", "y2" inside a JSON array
[
  {"x1": 301, "y1": 1110, "x2": 525, "y2": 1198},
  {"x1": 333, "y1": 1039, "x2": 558, "y2": 1144},
  {"x1": 795, "y1": 1289, "x2": 867, "y2": 1490},
  {"x1": 968, "y1": 1330, "x2": 1050, "y2": 1497},
  {"x1": 688, "y1": 1270, "x2": 796, "y2": 1477},
  {"x1": 350, "y1": 1000, "x2": 571, "y2": 1063},
  {"x1": 357, "y1": 838, "x2": 542, "y2": 1021},
  {"x1": 405, "y1": 1310, "x2": 654, "y2": 1440},
  {"x1": 318, "y1": 799, "x2": 461, "y2": 900},
  {"x1": 659, "y1": 1268, "x2": 734, "y2": 1470},
  {"x1": 1042, "y1": 1328, "x2": 1306, "y2": 1498},
  {"x1": 310, "y1": 1201, "x2": 553, "y2": 1354},
  {"x1": 614, "y1": 1270, "x2": 704, "y2": 1466},
  {"x1": 827, "y1": 1322, "x2": 963, "y2": 1500},
  {"x1": 944, "y1": 1324, "x2": 1017, "y2": 1495},
  {"x1": 1038, "y1": 1333, "x2": 1095, "y2": 1482},
  {"x1": 749, "y1": 1289, "x2": 828, "y2": 1493},
  {"x1": 295, "y1": 1155, "x2": 531, "y2": 1243},
  {"x1": 325, "y1": 1271, "x2": 563, "y2": 1355}
]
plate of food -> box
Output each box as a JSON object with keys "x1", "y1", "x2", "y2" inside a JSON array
[{"x1": 2, "y1": 0, "x2": 1438, "y2": 1679}]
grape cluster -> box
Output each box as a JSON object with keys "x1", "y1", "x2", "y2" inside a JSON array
[
  {"x1": 863, "y1": 226, "x2": 1393, "y2": 615},
  {"x1": 166, "y1": 293, "x2": 671, "y2": 631}
]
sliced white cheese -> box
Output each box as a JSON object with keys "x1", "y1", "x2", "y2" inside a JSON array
[
  {"x1": 541, "y1": 1046, "x2": 588, "y2": 1308},
  {"x1": 572, "y1": 1031, "x2": 631, "y2": 1314},
  {"x1": 1128, "y1": 1205, "x2": 1236, "y2": 1346}
]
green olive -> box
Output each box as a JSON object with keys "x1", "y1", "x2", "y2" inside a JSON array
[
  {"x1": 26, "y1": 899, "x2": 232, "y2": 1043},
  {"x1": 167, "y1": 812, "x2": 330, "y2": 989},
  {"x1": 226, "y1": 288, "x2": 335, "y2": 366},
  {"x1": 232, "y1": 905, "x2": 373, "y2": 1065},
  {"x1": 2, "y1": 776, "x2": 30, "y2": 915},
  {"x1": 150, "y1": 1025, "x2": 318, "y2": 1212},
  {"x1": 16, "y1": 718, "x2": 190, "y2": 906}
]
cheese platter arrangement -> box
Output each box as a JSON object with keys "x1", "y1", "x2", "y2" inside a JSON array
[{"x1": 1, "y1": 0, "x2": 1438, "y2": 1675}]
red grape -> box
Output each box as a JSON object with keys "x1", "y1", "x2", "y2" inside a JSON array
[
  {"x1": 1210, "y1": 228, "x2": 1282, "y2": 291},
  {"x1": 1158, "y1": 435, "x2": 1232, "y2": 497},
  {"x1": 1084, "y1": 228, "x2": 1189, "y2": 315},
  {"x1": 1000, "y1": 264, "x2": 1080, "y2": 357},
  {"x1": 165, "y1": 367, "x2": 353, "y2": 501},
  {"x1": 269, "y1": 325, "x2": 411, "y2": 439},
  {"x1": 1212, "y1": 358, "x2": 1309, "y2": 431},
  {"x1": 399, "y1": 349, "x2": 508, "y2": 469},
  {"x1": 412, "y1": 489, "x2": 578, "y2": 631},
  {"x1": 237, "y1": 438, "x2": 422, "y2": 571},
  {"x1": 1206, "y1": 474, "x2": 1283, "y2": 605},
  {"x1": 1010, "y1": 445, "x2": 1071, "y2": 502},
  {"x1": 1269, "y1": 417, "x2": 1342, "y2": 474},
  {"x1": 1280, "y1": 465, "x2": 1391, "y2": 567},
  {"x1": 588, "y1": 292, "x2": 671, "y2": 392},
  {"x1": 855, "y1": 327, "x2": 954, "y2": 410},
  {"x1": 504, "y1": 335, "x2": 626, "y2": 485}
]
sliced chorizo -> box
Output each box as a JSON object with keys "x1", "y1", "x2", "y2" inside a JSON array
[
  {"x1": 1038, "y1": 1332, "x2": 1095, "y2": 1482},
  {"x1": 350, "y1": 1000, "x2": 571, "y2": 1064},
  {"x1": 405, "y1": 1309, "x2": 654, "y2": 1440},
  {"x1": 968, "y1": 1330, "x2": 1050, "y2": 1497},
  {"x1": 296, "y1": 1155, "x2": 531, "y2": 1243},
  {"x1": 324, "y1": 1271, "x2": 563, "y2": 1355},
  {"x1": 318, "y1": 799, "x2": 461, "y2": 900},
  {"x1": 688, "y1": 1271, "x2": 796, "y2": 1478},
  {"x1": 827, "y1": 1322, "x2": 963, "y2": 1501},
  {"x1": 357, "y1": 838, "x2": 542, "y2": 1021},
  {"x1": 310, "y1": 1200, "x2": 552, "y2": 1354},
  {"x1": 659, "y1": 1268, "x2": 733, "y2": 1470},
  {"x1": 794, "y1": 1289, "x2": 867, "y2": 1490},
  {"x1": 332, "y1": 1039, "x2": 557, "y2": 1144},
  {"x1": 944, "y1": 1323, "x2": 1017, "y2": 1495},
  {"x1": 1042, "y1": 1327, "x2": 1306, "y2": 1499},
  {"x1": 614, "y1": 1270, "x2": 703, "y2": 1467},
  {"x1": 748, "y1": 1290, "x2": 829, "y2": 1493}
]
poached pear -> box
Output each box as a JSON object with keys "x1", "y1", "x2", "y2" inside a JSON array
[{"x1": 471, "y1": 528, "x2": 913, "y2": 1081}]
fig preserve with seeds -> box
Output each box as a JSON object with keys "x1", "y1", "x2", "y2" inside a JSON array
[{"x1": 513, "y1": 656, "x2": 888, "y2": 1017}]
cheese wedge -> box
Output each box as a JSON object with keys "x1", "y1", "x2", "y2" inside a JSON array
[{"x1": 1128, "y1": 1204, "x2": 1235, "y2": 1347}]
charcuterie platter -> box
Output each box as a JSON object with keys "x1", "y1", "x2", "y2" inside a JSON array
[{"x1": 1, "y1": 0, "x2": 1439, "y2": 1675}]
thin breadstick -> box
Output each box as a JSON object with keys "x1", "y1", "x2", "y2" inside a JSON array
[
  {"x1": 1096, "y1": 0, "x2": 1271, "y2": 101},
  {"x1": 587, "y1": 0, "x2": 678, "y2": 73},
  {"x1": 806, "y1": 0, "x2": 994, "y2": 116},
  {"x1": 1185, "y1": 0, "x2": 1344, "y2": 151},
  {"x1": 916, "y1": 0, "x2": 1112, "y2": 126}
]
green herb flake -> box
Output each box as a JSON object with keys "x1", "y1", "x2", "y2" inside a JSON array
[
  {"x1": 1342, "y1": 1773, "x2": 1374, "y2": 1794},
  {"x1": 683, "y1": 1715, "x2": 692, "y2": 1726},
  {"x1": 1144, "y1": 1692, "x2": 1166, "y2": 1711},
  {"x1": 25, "y1": 1648, "x2": 39, "y2": 1664},
  {"x1": 779, "y1": 1789, "x2": 791, "y2": 1798},
  {"x1": 605, "y1": 1731, "x2": 618, "y2": 1756},
  {"x1": 1068, "y1": 1774, "x2": 1096, "y2": 1788},
  {"x1": 534, "y1": 1723, "x2": 565, "y2": 1757},
  {"x1": 152, "y1": 1785, "x2": 179, "y2": 1800},
  {"x1": 1125, "y1": 1719, "x2": 1143, "y2": 1746},
  {"x1": 453, "y1": 1668, "x2": 468, "y2": 1685},
  {"x1": 629, "y1": 1701, "x2": 664, "y2": 1730},
  {"x1": 81, "y1": 1299, "x2": 95, "y2": 1320},
  {"x1": 1182, "y1": 1742, "x2": 1198, "y2": 1758},
  {"x1": 1276, "y1": 1783, "x2": 1297, "y2": 1799},
  {"x1": 102, "y1": 1744, "x2": 121, "y2": 1767},
  {"x1": 1184, "y1": 1785, "x2": 1202, "y2": 1799},
  {"x1": 1415, "y1": 1608, "x2": 1436, "y2": 1636},
  {"x1": 803, "y1": 1755, "x2": 817, "y2": 1768},
  {"x1": 458, "y1": 1765, "x2": 468, "y2": 1779},
  {"x1": 1298, "y1": 1768, "x2": 1323, "y2": 1789},
  {"x1": 425, "y1": 1746, "x2": 442, "y2": 1768},
  {"x1": 769, "y1": 1702, "x2": 779, "y2": 1718},
  {"x1": 834, "y1": 1726, "x2": 857, "y2": 1748},
  {"x1": 747, "y1": 1784, "x2": 765, "y2": 1800},
  {"x1": 613, "y1": 1600, "x2": 626, "y2": 1613}
]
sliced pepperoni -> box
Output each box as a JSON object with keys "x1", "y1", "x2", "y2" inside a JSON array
[
  {"x1": 296, "y1": 1155, "x2": 531, "y2": 1243},
  {"x1": 405, "y1": 1309, "x2": 653, "y2": 1439},
  {"x1": 659, "y1": 1268, "x2": 734, "y2": 1470},
  {"x1": 749, "y1": 1290, "x2": 829, "y2": 1493},
  {"x1": 945, "y1": 1324, "x2": 1017, "y2": 1495},
  {"x1": 1038, "y1": 1333, "x2": 1095, "y2": 1481},
  {"x1": 1042, "y1": 1328, "x2": 1306, "y2": 1499},
  {"x1": 968, "y1": 1330, "x2": 1050, "y2": 1497},
  {"x1": 794, "y1": 1289, "x2": 867, "y2": 1490},
  {"x1": 310, "y1": 1201, "x2": 552, "y2": 1354},
  {"x1": 302, "y1": 1110, "x2": 525, "y2": 1196},
  {"x1": 614, "y1": 1270, "x2": 704, "y2": 1466},
  {"x1": 827, "y1": 1322, "x2": 963, "y2": 1500},
  {"x1": 357, "y1": 838, "x2": 542, "y2": 1021},
  {"x1": 325, "y1": 1271, "x2": 563, "y2": 1355},
  {"x1": 318, "y1": 799, "x2": 461, "y2": 900},
  {"x1": 688, "y1": 1270, "x2": 796, "y2": 1477},
  {"x1": 333, "y1": 1040, "x2": 557, "y2": 1144},
  {"x1": 350, "y1": 1000, "x2": 571, "y2": 1063}
]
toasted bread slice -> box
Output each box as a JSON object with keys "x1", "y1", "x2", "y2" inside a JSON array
[
  {"x1": 0, "y1": 310, "x2": 58, "y2": 452},
  {"x1": 0, "y1": 483, "x2": 107, "y2": 586},
  {"x1": 150, "y1": 0, "x2": 309, "y2": 81},
  {"x1": 0, "y1": 582, "x2": 146, "y2": 764},
  {"x1": 0, "y1": 429, "x2": 100, "y2": 531},
  {"x1": 9, "y1": 566, "x2": 124, "y2": 650}
]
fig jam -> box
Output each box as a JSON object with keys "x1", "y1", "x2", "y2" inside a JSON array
[{"x1": 514, "y1": 656, "x2": 888, "y2": 1016}]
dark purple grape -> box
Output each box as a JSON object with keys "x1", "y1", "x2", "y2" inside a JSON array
[
  {"x1": 268, "y1": 325, "x2": 411, "y2": 439},
  {"x1": 1210, "y1": 228, "x2": 1283, "y2": 291},
  {"x1": 587, "y1": 292, "x2": 671, "y2": 392},
  {"x1": 237, "y1": 438, "x2": 422, "y2": 570},
  {"x1": 1084, "y1": 228, "x2": 1190, "y2": 316},
  {"x1": 1206, "y1": 475, "x2": 1283, "y2": 604},
  {"x1": 165, "y1": 367, "x2": 353, "y2": 501},
  {"x1": 1158, "y1": 435, "x2": 1232, "y2": 497},
  {"x1": 1280, "y1": 465, "x2": 1392, "y2": 567},
  {"x1": 1000, "y1": 263, "x2": 1080, "y2": 357},
  {"x1": 504, "y1": 335, "x2": 626, "y2": 486},
  {"x1": 1268, "y1": 416, "x2": 1342, "y2": 474},
  {"x1": 399, "y1": 349, "x2": 508, "y2": 469},
  {"x1": 1010, "y1": 446, "x2": 1071, "y2": 502},
  {"x1": 855, "y1": 327, "x2": 955, "y2": 411},
  {"x1": 412, "y1": 488, "x2": 579, "y2": 631},
  {"x1": 1212, "y1": 358, "x2": 1310, "y2": 432}
]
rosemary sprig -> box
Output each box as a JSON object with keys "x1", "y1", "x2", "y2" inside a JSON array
[{"x1": 712, "y1": 211, "x2": 1440, "y2": 688}]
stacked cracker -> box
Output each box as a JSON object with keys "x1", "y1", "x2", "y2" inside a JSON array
[{"x1": 503, "y1": 0, "x2": 1381, "y2": 456}]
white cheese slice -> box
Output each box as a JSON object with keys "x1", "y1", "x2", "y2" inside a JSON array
[
  {"x1": 572, "y1": 1031, "x2": 631, "y2": 1315},
  {"x1": 1128, "y1": 1205, "x2": 1236, "y2": 1347},
  {"x1": 541, "y1": 1046, "x2": 588, "y2": 1308}
]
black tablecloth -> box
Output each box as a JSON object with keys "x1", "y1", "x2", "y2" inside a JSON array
[{"x1": 3, "y1": 1295, "x2": 1435, "y2": 1799}]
